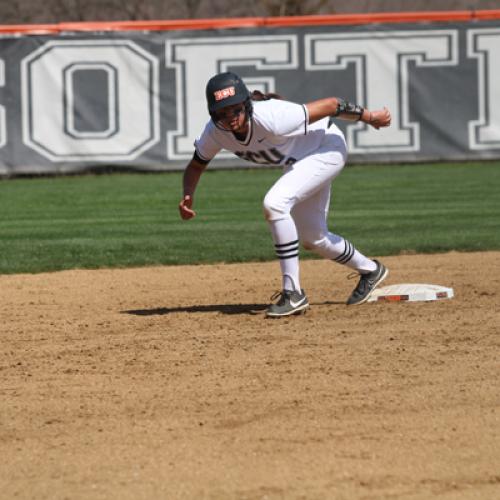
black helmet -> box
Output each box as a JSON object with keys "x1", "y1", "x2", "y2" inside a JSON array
[{"x1": 206, "y1": 71, "x2": 252, "y2": 118}]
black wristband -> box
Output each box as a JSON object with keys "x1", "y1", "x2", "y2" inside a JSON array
[{"x1": 334, "y1": 98, "x2": 364, "y2": 120}]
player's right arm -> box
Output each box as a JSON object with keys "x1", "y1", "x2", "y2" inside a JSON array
[
  {"x1": 179, "y1": 121, "x2": 221, "y2": 219},
  {"x1": 179, "y1": 154, "x2": 209, "y2": 220}
]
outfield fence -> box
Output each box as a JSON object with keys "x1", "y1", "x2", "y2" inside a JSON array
[{"x1": 1, "y1": 10, "x2": 500, "y2": 175}]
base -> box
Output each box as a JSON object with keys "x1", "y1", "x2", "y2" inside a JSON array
[{"x1": 368, "y1": 284, "x2": 454, "y2": 303}]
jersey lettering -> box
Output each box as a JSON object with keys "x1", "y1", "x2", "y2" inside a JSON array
[
  {"x1": 259, "y1": 149, "x2": 283, "y2": 164},
  {"x1": 235, "y1": 147, "x2": 296, "y2": 166}
]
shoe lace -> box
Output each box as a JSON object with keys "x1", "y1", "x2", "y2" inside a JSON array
[
  {"x1": 270, "y1": 290, "x2": 292, "y2": 306},
  {"x1": 347, "y1": 272, "x2": 369, "y2": 294}
]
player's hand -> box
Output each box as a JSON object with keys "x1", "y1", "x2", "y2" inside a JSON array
[
  {"x1": 179, "y1": 195, "x2": 196, "y2": 220},
  {"x1": 367, "y1": 107, "x2": 391, "y2": 129}
]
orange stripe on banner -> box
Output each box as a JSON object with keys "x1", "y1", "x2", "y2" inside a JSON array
[{"x1": 1, "y1": 10, "x2": 500, "y2": 34}]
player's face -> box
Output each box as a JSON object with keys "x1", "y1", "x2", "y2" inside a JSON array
[{"x1": 214, "y1": 103, "x2": 247, "y2": 132}]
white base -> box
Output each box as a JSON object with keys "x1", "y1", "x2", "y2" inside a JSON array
[{"x1": 368, "y1": 284, "x2": 454, "y2": 303}]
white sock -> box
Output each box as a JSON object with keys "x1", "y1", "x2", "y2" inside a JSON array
[
  {"x1": 268, "y1": 217, "x2": 301, "y2": 291},
  {"x1": 309, "y1": 232, "x2": 377, "y2": 273}
]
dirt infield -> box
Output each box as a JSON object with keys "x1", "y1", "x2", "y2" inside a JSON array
[{"x1": 1, "y1": 252, "x2": 499, "y2": 500}]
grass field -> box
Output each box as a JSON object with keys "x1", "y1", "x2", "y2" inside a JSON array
[{"x1": 0, "y1": 161, "x2": 498, "y2": 274}]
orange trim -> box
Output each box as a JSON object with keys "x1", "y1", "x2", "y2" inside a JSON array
[
  {"x1": 0, "y1": 10, "x2": 500, "y2": 35},
  {"x1": 263, "y1": 11, "x2": 476, "y2": 26},
  {"x1": 0, "y1": 24, "x2": 61, "y2": 35},
  {"x1": 475, "y1": 9, "x2": 500, "y2": 20}
]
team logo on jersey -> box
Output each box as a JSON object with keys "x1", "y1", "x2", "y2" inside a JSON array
[
  {"x1": 214, "y1": 86, "x2": 235, "y2": 101},
  {"x1": 235, "y1": 148, "x2": 297, "y2": 166}
]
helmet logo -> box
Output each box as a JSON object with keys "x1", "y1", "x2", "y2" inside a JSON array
[{"x1": 214, "y1": 86, "x2": 235, "y2": 101}]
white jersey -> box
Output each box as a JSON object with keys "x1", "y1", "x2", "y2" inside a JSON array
[{"x1": 194, "y1": 99, "x2": 344, "y2": 167}]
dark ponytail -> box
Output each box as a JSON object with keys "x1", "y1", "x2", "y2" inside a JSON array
[{"x1": 251, "y1": 90, "x2": 284, "y2": 101}]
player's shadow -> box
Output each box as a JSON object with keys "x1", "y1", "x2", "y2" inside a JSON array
[
  {"x1": 123, "y1": 303, "x2": 268, "y2": 316},
  {"x1": 123, "y1": 300, "x2": 344, "y2": 317}
]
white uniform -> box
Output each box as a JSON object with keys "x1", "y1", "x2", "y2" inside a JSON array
[
  {"x1": 195, "y1": 98, "x2": 376, "y2": 292},
  {"x1": 195, "y1": 99, "x2": 342, "y2": 167}
]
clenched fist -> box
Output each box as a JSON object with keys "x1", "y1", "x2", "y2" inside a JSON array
[
  {"x1": 365, "y1": 107, "x2": 391, "y2": 129},
  {"x1": 179, "y1": 195, "x2": 196, "y2": 220}
]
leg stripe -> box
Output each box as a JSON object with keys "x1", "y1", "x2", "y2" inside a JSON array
[
  {"x1": 275, "y1": 240, "x2": 299, "y2": 260},
  {"x1": 275, "y1": 239, "x2": 299, "y2": 248},
  {"x1": 276, "y1": 248, "x2": 299, "y2": 258},
  {"x1": 334, "y1": 240, "x2": 355, "y2": 264},
  {"x1": 276, "y1": 249, "x2": 299, "y2": 256},
  {"x1": 277, "y1": 252, "x2": 300, "y2": 260},
  {"x1": 275, "y1": 245, "x2": 299, "y2": 255}
]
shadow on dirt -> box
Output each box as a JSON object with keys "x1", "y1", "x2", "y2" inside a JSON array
[
  {"x1": 123, "y1": 300, "x2": 345, "y2": 316},
  {"x1": 123, "y1": 303, "x2": 268, "y2": 316}
]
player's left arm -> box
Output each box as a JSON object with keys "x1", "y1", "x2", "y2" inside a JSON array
[{"x1": 306, "y1": 97, "x2": 391, "y2": 129}]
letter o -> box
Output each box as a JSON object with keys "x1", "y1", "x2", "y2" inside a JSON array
[{"x1": 21, "y1": 40, "x2": 159, "y2": 161}]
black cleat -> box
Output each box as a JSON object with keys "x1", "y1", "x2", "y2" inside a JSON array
[
  {"x1": 266, "y1": 289, "x2": 309, "y2": 317},
  {"x1": 347, "y1": 260, "x2": 388, "y2": 305}
]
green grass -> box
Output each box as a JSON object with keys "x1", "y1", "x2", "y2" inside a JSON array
[{"x1": 0, "y1": 162, "x2": 498, "y2": 274}]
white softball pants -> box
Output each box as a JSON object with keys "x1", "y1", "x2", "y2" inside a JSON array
[{"x1": 262, "y1": 127, "x2": 376, "y2": 291}]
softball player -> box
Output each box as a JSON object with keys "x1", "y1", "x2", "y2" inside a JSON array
[{"x1": 179, "y1": 72, "x2": 391, "y2": 317}]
